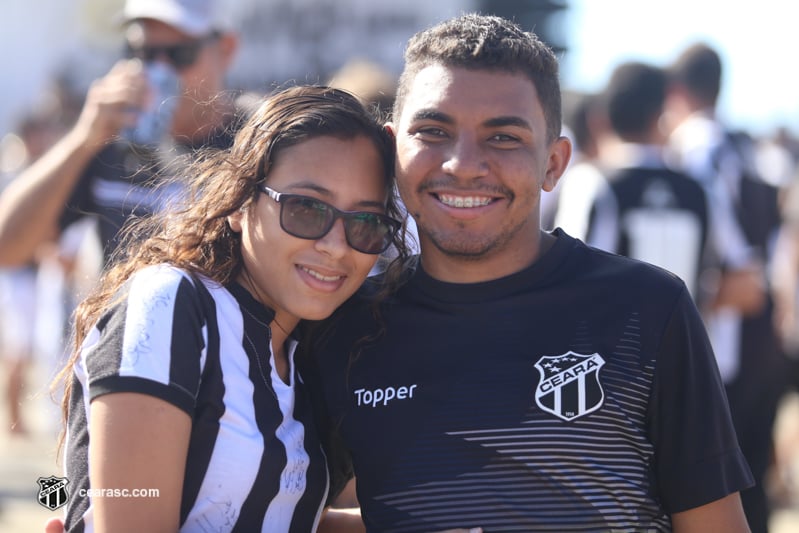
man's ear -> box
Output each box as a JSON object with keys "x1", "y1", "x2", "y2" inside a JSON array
[
  {"x1": 218, "y1": 32, "x2": 239, "y2": 69},
  {"x1": 384, "y1": 122, "x2": 396, "y2": 137},
  {"x1": 542, "y1": 136, "x2": 572, "y2": 192}
]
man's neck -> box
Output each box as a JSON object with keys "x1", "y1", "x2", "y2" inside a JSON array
[
  {"x1": 173, "y1": 98, "x2": 235, "y2": 145},
  {"x1": 419, "y1": 230, "x2": 555, "y2": 284}
]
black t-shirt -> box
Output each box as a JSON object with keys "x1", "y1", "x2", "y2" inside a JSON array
[
  {"x1": 301, "y1": 229, "x2": 753, "y2": 533},
  {"x1": 60, "y1": 120, "x2": 239, "y2": 261}
]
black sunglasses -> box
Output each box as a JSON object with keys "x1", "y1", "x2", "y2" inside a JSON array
[
  {"x1": 125, "y1": 33, "x2": 219, "y2": 70},
  {"x1": 260, "y1": 185, "x2": 401, "y2": 255}
]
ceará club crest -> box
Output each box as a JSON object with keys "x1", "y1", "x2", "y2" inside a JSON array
[{"x1": 534, "y1": 351, "x2": 606, "y2": 422}]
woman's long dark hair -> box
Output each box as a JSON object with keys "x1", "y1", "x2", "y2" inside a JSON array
[{"x1": 55, "y1": 85, "x2": 412, "y2": 449}]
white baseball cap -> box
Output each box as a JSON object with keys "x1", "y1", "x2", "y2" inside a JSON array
[{"x1": 122, "y1": 0, "x2": 230, "y2": 37}]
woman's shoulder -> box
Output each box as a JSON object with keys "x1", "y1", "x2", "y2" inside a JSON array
[
  {"x1": 131, "y1": 263, "x2": 192, "y2": 283},
  {"x1": 121, "y1": 264, "x2": 206, "y2": 308}
]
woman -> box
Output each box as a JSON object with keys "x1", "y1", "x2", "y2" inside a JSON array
[{"x1": 58, "y1": 85, "x2": 407, "y2": 532}]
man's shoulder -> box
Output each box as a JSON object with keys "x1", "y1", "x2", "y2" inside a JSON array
[
  {"x1": 200, "y1": 93, "x2": 257, "y2": 150},
  {"x1": 84, "y1": 142, "x2": 162, "y2": 182},
  {"x1": 575, "y1": 237, "x2": 688, "y2": 293}
]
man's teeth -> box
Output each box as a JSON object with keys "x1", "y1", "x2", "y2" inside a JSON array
[
  {"x1": 438, "y1": 194, "x2": 492, "y2": 208},
  {"x1": 300, "y1": 266, "x2": 342, "y2": 282}
]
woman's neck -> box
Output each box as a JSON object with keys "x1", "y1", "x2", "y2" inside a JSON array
[
  {"x1": 269, "y1": 314, "x2": 295, "y2": 351},
  {"x1": 269, "y1": 314, "x2": 296, "y2": 384}
]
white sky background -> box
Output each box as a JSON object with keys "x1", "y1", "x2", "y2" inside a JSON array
[
  {"x1": 560, "y1": 0, "x2": 799, "y2": 138},
  {"x1": 1, "y1": 0, "x2": 797, "y2": 141}
]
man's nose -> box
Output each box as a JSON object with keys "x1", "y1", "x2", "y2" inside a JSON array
[{"x1": 441, "y1": 134, "x2": 489, "y2": 178}]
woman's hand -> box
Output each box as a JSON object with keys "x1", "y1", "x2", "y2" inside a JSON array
[{"x1": 44, "y1": 517, "x2": 64, "y2": 533}]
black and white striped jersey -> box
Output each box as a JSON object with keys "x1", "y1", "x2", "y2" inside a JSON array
[
  {"x1": 64, "y1": 264, "x2": 328, "y2": 532},
  {"x1": 301, "y1": 229, "x2": 753, "y2": 533},
  {"x1": 584, "y1": 155, "x2": 710, "y2": 302}
]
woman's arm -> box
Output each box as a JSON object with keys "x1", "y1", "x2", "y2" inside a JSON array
[{"x1": 89, "y1": 392, "x2": 192, "y2": 533}]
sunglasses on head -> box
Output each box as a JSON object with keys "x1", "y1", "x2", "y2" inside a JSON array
[
  {"x1": 260, "y1": 185, "x2": 401, "y2": 255},
  {"x1": 125, "y1": 32, "x2": 219, "y2": 70}
]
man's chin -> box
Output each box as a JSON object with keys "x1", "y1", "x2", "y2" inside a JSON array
[{"x1": 428, "y1": 235, "x2": 498, "y2": 260}]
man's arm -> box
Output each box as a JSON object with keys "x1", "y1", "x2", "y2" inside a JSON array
[
  {"x1": 770, "y1": 185, "x2": 799, "y2": 346},
  {"x1": 711, "y1": 263, "x2": 767, "y2": 316},
  {"x1": 671, "y1": 492, "x2": 750, "y2": 533},
  {"x1": 317, "y1": 510, "x2": 482, "y2": 533},
  {"x1": 317, "y1": 508, "x2": 366, "y2": 533},
  {"x1": 0, "y1": 60, "x2": 146, "y2": 266}
]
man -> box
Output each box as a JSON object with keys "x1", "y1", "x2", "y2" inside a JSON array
[
  {"x1": 665, "y1": 43, "x2": 788, "y2": 533},
  {"x1": 583, "y1": 61, "x2": 712, "y2": 303},
  {"x1": 550, "y1": 90, "x2": 613, "y2": 238},
  {"x1": 0, "y1": 0, "x2": 240, "y2": 266},
  {"x1": 301, "y1": 14, "x2": 753, "y2": 532}
]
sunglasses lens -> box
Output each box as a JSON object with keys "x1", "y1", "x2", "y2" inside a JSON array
[
  {"x1": 168, "y1": 44, "x2": 200, "y2": 68},
  {"x1": 282, "y1": 196, "x2": 333, "y2": 239},
  {"x1": 345, "y1": 213, "x2": 396, "y2": 254},
  {"x1": 124, "y1": 43, "x2": 144, "y2": 60},
  {"x1": 275, "y1": 192, "x2": 398, "y2": 254},
  {"x1": 125, "y1": 42, "x2": 201, "y2": 70}
]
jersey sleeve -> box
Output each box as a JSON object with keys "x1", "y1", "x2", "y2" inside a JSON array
[
  {"x1": 81, "y1": 265, "x2": 207, "y2": 415},
  {"x1": 648, "y1": 286, "x2": 754, "y2": 512}
]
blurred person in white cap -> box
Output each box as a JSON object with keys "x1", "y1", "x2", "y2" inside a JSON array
[{"x1": 0, "y1": 0, "x2": 241, "y2": 267}]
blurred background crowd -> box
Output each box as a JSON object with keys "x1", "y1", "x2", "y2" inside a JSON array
[{"x1": 2, "y1": 0, "x2": 799, "y2": 531}]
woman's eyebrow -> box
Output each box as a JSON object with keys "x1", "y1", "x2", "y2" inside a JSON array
[{"x1": 283, "y1": 182, "x2": 387, "y2": 210}]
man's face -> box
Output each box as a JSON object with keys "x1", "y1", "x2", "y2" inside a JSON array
[
  {"x1": 390, "y1": 64, "x2": 569, "y2": 280},
  {"x1": 126, "y1": 19, "x2": 235, "y2": 134}
]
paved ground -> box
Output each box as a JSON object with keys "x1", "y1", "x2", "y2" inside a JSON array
[
  {"x1": 3, "y1": 362, "x2": 799, "y2": 532},
  {"x1": 0, "y1": 360, "x2": 64, "y2": 533}
]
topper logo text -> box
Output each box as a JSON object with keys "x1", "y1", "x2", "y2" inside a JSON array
[{"x1": 354, "y1": 384, "x2": 417, "y2": 407}]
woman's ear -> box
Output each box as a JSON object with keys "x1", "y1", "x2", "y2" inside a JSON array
[{"x1": 227, "y1": 209, "x2": 244, "y2": 232}]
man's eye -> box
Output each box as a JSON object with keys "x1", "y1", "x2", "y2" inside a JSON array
[
  {"x1": 490, "y1": 133, "x2": 519, "y2": 142},
  {"x1": 415, "y1": 127, "x2": 447, "y2": 137}
]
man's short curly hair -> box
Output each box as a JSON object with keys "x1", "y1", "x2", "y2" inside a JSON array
[
  {"x1": 393, "y1": 13, "x2": 563, "y2": 143},
  {"x1": 669, "y1": 43, "x2": 722, "y2": 108}
]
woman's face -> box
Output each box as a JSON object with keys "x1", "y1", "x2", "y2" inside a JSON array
[{"x1": 229, "y1": 134, "x2": 388, "y2": 325}]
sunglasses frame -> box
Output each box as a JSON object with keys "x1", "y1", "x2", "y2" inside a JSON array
[
  {"x1": 125, "y1": 32, "x2": 220, "y2": 70},
  {"x1": 259, "y1": 185, "x2": 401, "y2": 255}
]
